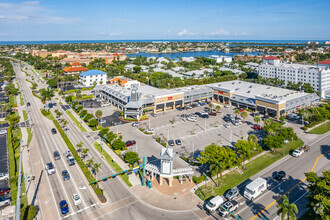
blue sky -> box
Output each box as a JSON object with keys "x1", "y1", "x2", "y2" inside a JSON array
[{"x1": 0, "y1": 0, "x2": 329, "y2": 41}]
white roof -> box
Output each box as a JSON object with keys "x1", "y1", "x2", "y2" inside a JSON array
[{"x1": 246, "y1": 177, "x2": 267, "y2": 190}]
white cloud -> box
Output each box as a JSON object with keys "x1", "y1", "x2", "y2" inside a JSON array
[
  {"x1": 207, "y1": 28, "x2": 230, "y2": 36},
  {"x1": 178, "y1": 29, "x2": 196, "y2": 36},
  {"x1": 0, "y1": 1, "x2": 80, "y2": 24}
]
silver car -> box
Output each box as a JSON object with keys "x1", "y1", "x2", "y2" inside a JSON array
[{"x1": 224, "y1": 188, "x2": 239, "y2": 200}]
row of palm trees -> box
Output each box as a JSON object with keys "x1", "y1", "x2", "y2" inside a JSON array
[{"x1": 77, "y1": 142, "x2": 101, "y2": 179}]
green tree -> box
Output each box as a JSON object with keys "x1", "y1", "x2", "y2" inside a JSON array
[
  {"x1": 216, "y1": 105, "x2": 221, "y2": 112},
  {"x1": 133, "y1": 66, "x2": 142, "y2": 73},
  {"x1": 112, "y1": 136, "x2": 126, "y2": 150},
  {"x1": 241, "y1": 111, "x2": 248, "y2": 123},
  {"x1": 124, "y1": 151, "x2": 140, "y2": 166},
  {"x1": 277, "y1": 195, "x2": 298, "y2": 220},
  {"x1": 254, "y1": 116, "x2": 261, "y2": 125},
  {"x1": 106, "y1": 131, "x2": 117, "y2": 144},
  {"x1": 75, "y1": 90, "x2": 82, "y2": 102},
  {"x1": 198, "y1": 143, "x2": 238, "y2": 184},
  {"x1": 39, "y1": 88, "x2": 54, "y2": 102},
  {"x1": 81, "y1": 148, "x2": 89, "y2": 161},
  {"x1": 209, "y1": 103, "x2": 214, "y2": 111},
  {"x1": 80, "y1": 109, "x2": 88, "y2": 117},
  {"x1": 95, "y1": 110, "x2": 103, "y2": 121},
  {"x1": 99, "y1": 127, "x2": 109, "y2": 137},
  {"x1": 235, "y1": 140, "x2": 262, "y2": 168},
  {"x1": 89, "y1": 119, "x2": 98, "y2": 127},
  {"x1": 234, "y1": 109, "x2": 240, "y2": 119},
  {"x1": 93, "y1": 163, "x2": 101, "y2": 178},
  {"x1": 248, "y1": 134, "x2": 258, "y2": 144},
  {"x1": 84, "y1": 113, "x2": 93, "y2": 122},
  {"x1": 302, "y1": 83, "x2": 315, "y2": 93},
  {"x1": 305, "y1": 170, "x2": 330, "y2": 220},
  {"x1": 76, "y1": 142, "x2": 83, "y2": 154}
]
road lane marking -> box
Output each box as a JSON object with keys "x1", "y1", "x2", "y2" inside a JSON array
[{"x1": 250, "y1": 150, "x2": 329, "y2": 220}]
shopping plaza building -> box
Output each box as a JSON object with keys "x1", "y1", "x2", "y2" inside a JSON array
[{"x1": 94, "y1": 78, "x2": 319, "y2": 120}]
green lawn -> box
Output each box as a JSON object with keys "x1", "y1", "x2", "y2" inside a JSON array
[
  {"x1": 65, "y1": 110, "x2": 87, "y2": 132},
  {"x1": 27, "y1": 128, "x2": 33, "y2": 147},
  {"x1": 309, "y1": 121, "x2": 330, "y2": 134},
  {"x1": 22, "y1": 110, "x2": 28, "y2": 121},
  {"x1": 196, "y1": 139, "x2": 304, "y2": 200},
  {"x1": 94, "y1": 142, "x2": 132, "y2": 187},
  {"x1": 20, "y1": 94, "x2": 24, "y2": 106},
  {"x1": 9, "y1": 95, "x2": 16, "y2": 106}
]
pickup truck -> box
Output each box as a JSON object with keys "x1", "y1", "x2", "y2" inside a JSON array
[
  {"x1": 218, "y1": 200, "x2": 238, "y2": 217},
  {"x1": 66, "y1": 154, "x2": 75, "y2": 166}
]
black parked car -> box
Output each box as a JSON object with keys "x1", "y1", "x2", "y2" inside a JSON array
[
  {"x1": 175, "y1": 139, "x2": 182, "y2": 145},
  {"x1": 168, "y1": 140, "x2": 175, "y2": 146}
]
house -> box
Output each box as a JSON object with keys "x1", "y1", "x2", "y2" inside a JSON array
[
  {"x1": 62, "y1": 62, "x2": 89, "y2": 75},
  {"x1": 181, "y1": 57, "x2": 195, "y2": 62},
  {"x1": 124, "y1": 64, "x2": 136, "y2": 71},
  {"x1": 79, "y1": 70, "x2": 107, "y2": 87},
  {"x1": 172, "y1": 67, "x2": 185, "y2": 73},
  {"x1": 109, "y1": 76, "x2": 140, "y2": 89},
  {"x1": 153, "y1": 68, "x2": 184, "y2": 79},
  {"x1": 183, "y1": 69, "x2": 213, "y2": 79}
]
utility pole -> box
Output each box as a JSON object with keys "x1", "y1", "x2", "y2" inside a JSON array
[{"x1": 15, "y1": 142, "x2": 24, "y2": 220}]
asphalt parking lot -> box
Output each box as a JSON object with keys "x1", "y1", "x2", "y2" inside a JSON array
[
  {"x1": 60, "y1": 104, "x2": 71, "y2": 111},
  {"x1": 101, "y1": 111, "x2": 128, "y2": 127},
  {"x1": 0, "y1": 133, "x2": 9, "y2": 188},
  {"x1": 0, "y1": 112, "x2": 8, "y2": 119}
]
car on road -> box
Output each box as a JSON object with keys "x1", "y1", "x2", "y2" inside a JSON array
[
  {"x1": 72, "y1": 194, "x2": 81, "y2": 206},
  {"x1": 125, "y1": 140, "x2": 136, "y2": 147},
  {"x1": 224, "y1": 188, "x2": 239, "y2": 200},
  {"x1": 0, "y1": 173, "x2": 9, "y2": 181},
  {"x1": 209, "y1": 112, "x2": 217, "y2": 116},
  {"x1": 59, "y1": 200, "x2": 69, "y2": 214},
  {"x1": 66, "y1": 154, "x2": 75, "y2": 166},
  {"x1": 132, "y1": 122, "x2": 141, "y2": 127},
  {"x1": 168, "y1": 140, "x2": 175, "y2": 146},
  {"x1": 292, "y1": 149, "x2": 304, "y2": 157},
  {"x1": 54, "y1": 150, "x2": 61, "y2": 160},
  {"x1": 0, "y1": 197, "x2": 10, "y2": 207},
  {"x1": 51, "y1": 128, "x2": 57, "y2": 134},
  {"x1": 187, "y1": 117, "x2": 197, "y2": 122},
  {"x1": 175, "y1": 139, "x2": 182, "y2": 145},
  {"x1": 218, "y1": 200, "x2": 238, "y2": 217},
  {"x1": 223, "y1": 123, "x2": 230, "y2": 128},
  {"x1": 273, "y1": 171, "x2": 286, "y2": 181},
  {"x1": 253, "y1": 125, "x2": 263, "y2": 130},
  {"x1": 26, "y1": 102, "x2": 31, "y2": 107},
  {"x1": 0, "y1": 130, "x2": 7, "y2": 135},
  {"x1": 0, "y1": 188, "x2": 10, "y2": 196},
  {"x1": 62, "y1": 170, "x2": 70, "y2": 181},
  {"x1": 45, "y1": 163, "x2": 55, "y2": 175},
  {"x1": 224, "y1": 104, "x2": 231, "y2": 108}
]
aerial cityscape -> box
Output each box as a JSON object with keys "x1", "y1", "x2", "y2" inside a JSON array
[{"x1": 0, "y1": 0, "x2": 329, "y2": 220}]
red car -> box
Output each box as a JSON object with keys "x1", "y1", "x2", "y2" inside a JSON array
[
  {"x1": 209, "y1": 112, "x2": 217, "y2": 116},
  {"x1": 125, "y1": 140, "x2": 136, "y2": 147},
  {"x1": 0, "y1": 188, "x2": 10, "y2": 196},
  {"x1": 253, "y1": 125, "x2": 263, "y2": 130}
]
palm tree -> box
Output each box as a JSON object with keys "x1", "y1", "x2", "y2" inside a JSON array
[
  {"x1": 254, "y1": 116, "x2": 261, "y2": 126},
  {"x1": 234, "y1": 109, "x2": 240, "y2": 119},
  {"x1": 93, "y1": 163, "x2": 101, "y2": 179},
  {"x1": 86, "y1": 158, "x2": 94, "y2": 177},
  {"x1": 268, "y1": 128, "x2": 275, "y2": 136},
  {"x1": 210, "y1": 162, "x2": 225, "y2": 187},
  {"x1": 248, "y1": 134, "x2": 258, "y2": 144},
  {"x1": 277, "y1": 195, "x2": 298, "y2": 220},
  {"x1": 216, "y1": 105, "x2": 221, "y2": 113},
  {"x1": 241, "y1": 111, "x2": 248, "y2": 123},
  {"x1": 75, "y1": 90, "x2": 82, "y2": 102},
  {"x1": 81, "y1": 148, "x2": 89, "y2": 160},
  {"x1": 209, "y1": 103, "x2": 214, "y2": 112}
]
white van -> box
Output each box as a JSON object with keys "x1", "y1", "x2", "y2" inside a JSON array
[
  {"x1": 206, "y1": 196, "x2": 224, "y2": 212},
  {"x1": 244, "y1": 177, "x2": 267, "y2": 201}
]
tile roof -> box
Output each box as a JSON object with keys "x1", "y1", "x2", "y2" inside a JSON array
[
  {"x1": 63, "y1": 66, "x2": 89, "y2": 72},
  {"x1": 263, "y1": 56, "x2": 280, "y2": 60},
  {"x1": 70, "y1": 62, "x2": 82, "y2": 66}
]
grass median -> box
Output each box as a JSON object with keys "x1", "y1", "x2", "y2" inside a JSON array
[
  {"x1": 65, "y1": 110, "x2": 87, "y2": 132},
  {"x1": 309, "y1": 121, "x2": 330, "y2": 134},
  {"x1": 22, "y1": 110, "x2": 28, "y2": 121},
  {"x1": 196, "y1": 139, "x2": 304, "y2": 200},
  {"x1": 94, "y1": 142, "x2": 132, "y2": 187}
]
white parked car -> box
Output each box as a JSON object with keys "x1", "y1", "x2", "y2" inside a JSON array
[
  {"x1": 0, "y1": 197, "x2": 11, "y2": 207},
  {"x1": 146, "y1": 128, "x2": 155, "y2": 133},
  {"x1": 292, "y1": 149, "x2": 304, "y2": 157},
  {"x1": 72, "y1": 193, "x2": 81, "y2": 206},
  {"x1": 0, "y1": 173, "x2": 9, "y2": 181},
  {"x1": 187, "y1": 117, "x2": 197, "y2": 122},
  {"x1": 224, "y1": 104, "x2": 231, "y2": 108},
  {"x1": 223, "y1": 123, "x2": 230, "y2": 128},
  {"x1": 101, "y1": 103, "x2": 110, "y2": 107},
  {"x1": 0, "y1": 130, "x2": 7, "y2": 135}
]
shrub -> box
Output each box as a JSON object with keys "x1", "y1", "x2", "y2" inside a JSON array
[
  {"x1": 89, "y1": 119, "x2": 98, "y2": 127},
  {"x1": 80, "y1": 110, "x2": 88, "y2": 117},
  {"x1": 94, "y1": 188, "x2": 103, "y2": 195},
  {"x1": 124, "y1": 151, "x2": 139, "y2": 165},
  {"x1": 41, "y1": 109, "x2": 50, "y2": 117},
  {"x1": 114, "y1": 150, "x2": 121, "y2": 155},
  {"x1": 65, "y1": 95, "x2": 73, "y2": 103},
  {"x1": 192, "y1": 175, "x2": 206, "y2": 184},
  {"x1": 160, "y1": 142, "x2": 167, "y2": 147},
  {"x1": 112, "y1": 137, "x2": 126, "y2": 150},
  {"x1": 21, "y1": 205, "x2": 37, "y2": 220}
]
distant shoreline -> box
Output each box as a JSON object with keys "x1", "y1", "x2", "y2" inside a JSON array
[{"x1": 0, "y1": 39, "x2": 329, "y2": 46}]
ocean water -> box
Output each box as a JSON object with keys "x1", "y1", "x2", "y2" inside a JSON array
[{"x1": 0, "y1": 39, "x2": 326, "y2": 46}]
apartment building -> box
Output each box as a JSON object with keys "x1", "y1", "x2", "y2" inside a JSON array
[
  {"x1": 79, "y1": 70, "x2": 107, "y2": 87},
  {"x1": 258, "y1": 57, "x2": 330, "y2": 98}
]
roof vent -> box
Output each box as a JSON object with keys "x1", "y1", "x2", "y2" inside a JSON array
[
  {"x1": 235, "y1": 88, "x2": 239, "y2": 91},
  {"x1": 232, "y1": 82, "x2": 235, "y2": 85}
]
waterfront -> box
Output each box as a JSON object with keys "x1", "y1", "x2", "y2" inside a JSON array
[{"x1": 127, "y1": 50, "x2": 263, "y2": 59}]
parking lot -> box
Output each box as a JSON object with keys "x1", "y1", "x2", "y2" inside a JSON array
[
  {"x1": 139, "y1": 105, "x2": 263, "y2": 159},
  {"x1": 0, "y1": 133, "x2": 9, "y2": 188}
]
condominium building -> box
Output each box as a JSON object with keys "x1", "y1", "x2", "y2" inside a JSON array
[{"x1": 258, "y1": 57, "x2": 330, "y2": 98}]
